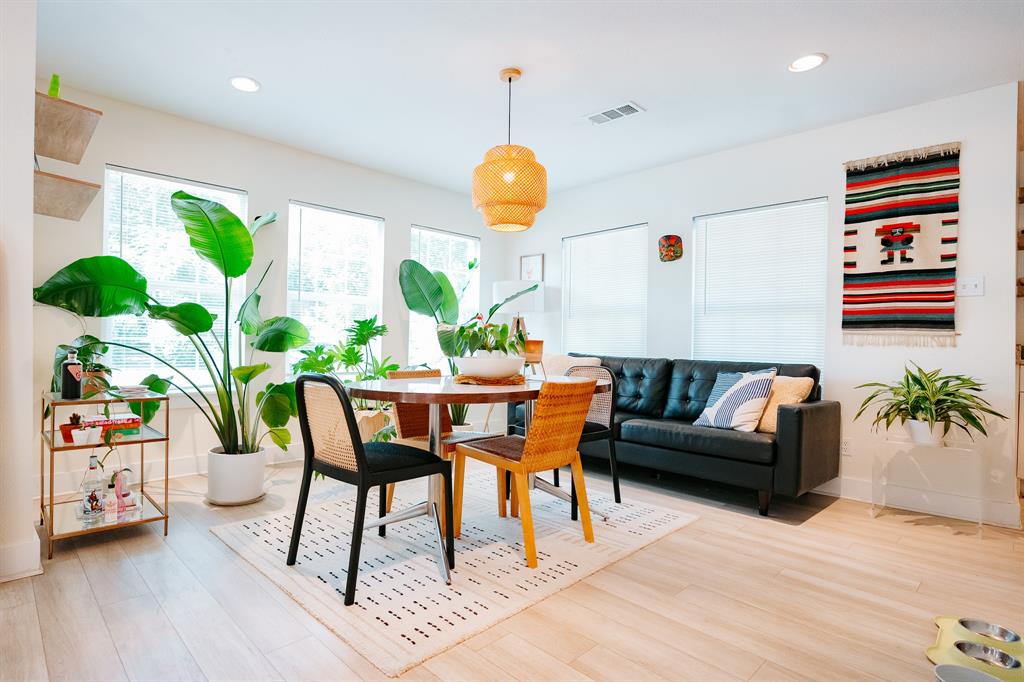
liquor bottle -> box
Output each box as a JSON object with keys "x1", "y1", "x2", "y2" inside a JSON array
[
  {"x1": 61, "y1": 350, "x2": 83, "y2": 400},
  {"x1": 82, "y1": 454, "x2": 104, "y2": 518}
]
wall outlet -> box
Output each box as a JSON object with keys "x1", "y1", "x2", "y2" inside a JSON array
[
  {"x1": 841, "y1": 438, "x2": 852, "y2": 457},
  {"x1": 956, "y1": 275, "x2": 984, "y2": 297}
]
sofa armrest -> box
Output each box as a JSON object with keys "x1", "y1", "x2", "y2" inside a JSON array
[{"x1": 774, "y1": 400, "x2": 841, "y2": 497}]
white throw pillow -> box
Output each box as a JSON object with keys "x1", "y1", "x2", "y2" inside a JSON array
[
  {"x1": 694, "y1": 369, "x2": 777, "y2": 432},
  {"x1": 543, "y1": 353, "x2": 600, "y2": 377}
]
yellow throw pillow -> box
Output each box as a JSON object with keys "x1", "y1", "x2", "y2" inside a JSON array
[{"x1": 756, "y1": 376, "x2": 814, "y2": 433}]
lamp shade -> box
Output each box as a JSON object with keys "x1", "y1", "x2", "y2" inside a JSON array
[
  {"x1": 493, "y1": 280, "x2": 545, "y2": 313},
  {"x1": 472, "y1": 145, "x2": 547, "y2": 232}
]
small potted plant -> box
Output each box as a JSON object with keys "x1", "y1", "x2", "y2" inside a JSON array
[
  {"x1": 855, "y1": 365, "x2": 1006, "y2": 446},
  {"x1": 292, "y1": 316, "x2": 398, "y2": 441},
  {"x1": 60, "y1": 412, "x2": 83, "y2": 444},
  {"x1": 444, "y1": 319, "x2": 526, "y2": 378}
]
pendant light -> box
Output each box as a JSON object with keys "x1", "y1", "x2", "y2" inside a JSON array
[{"x1": 472, "y1": 67, "x2": 547, "y2": 233}]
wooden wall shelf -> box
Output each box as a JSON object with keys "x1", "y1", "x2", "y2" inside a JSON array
[
  {"x1": 34, "y1": 92, "x2": 102, "y2": 164},
  {"x1": 33, "y1": 170, "x2": 100, "y2": 221}
]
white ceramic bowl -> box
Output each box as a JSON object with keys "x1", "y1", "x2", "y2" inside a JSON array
[
  {"x1": 934, "y1": 664, "x2": 1001, "y2": 682},
  {"x1": 453, "y1": 353, "x2": 525, "y2": 378}
]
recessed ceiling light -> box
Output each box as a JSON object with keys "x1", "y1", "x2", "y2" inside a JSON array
[
  {"x1": 230, "y1": 76, "x2": 261, "y2": 92},
  {"x1": 788, "y1": 53, "x2": 828, "y2": 73}
]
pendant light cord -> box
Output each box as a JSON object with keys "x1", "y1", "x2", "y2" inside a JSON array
[{"x1": 507, "y1": 76, "x2": 512, "y2": 146}]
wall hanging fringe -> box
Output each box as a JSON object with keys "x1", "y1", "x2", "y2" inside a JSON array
[
  {"x1": 843, "y1": 331, "x2": 958, "y2": 348},
  {"x1": 843, "y1": 141, "x2": 961, "y2": 172}
]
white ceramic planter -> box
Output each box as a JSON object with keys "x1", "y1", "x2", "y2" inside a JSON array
[
  {"x1": 906, "y1": 419, "x2": 945, "y2": 446},
  {"x1": 453, "y1": 351, "x2": 525, "y2": 378},
  {"x1": 206, "y1": 447, "x2": 267, "y2": 506}
]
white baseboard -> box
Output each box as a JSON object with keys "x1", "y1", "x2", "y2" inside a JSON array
[
  {"x1": 0, "y1": 534, "x2": 41, "y2": 583},
  {"x1": 814, "y1": 476, "x2": 1022, "y2": 529}
]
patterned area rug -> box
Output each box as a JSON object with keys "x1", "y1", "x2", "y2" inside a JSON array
[{"x1": 211, "y1": 469, "x2": 697, "y2": 676}]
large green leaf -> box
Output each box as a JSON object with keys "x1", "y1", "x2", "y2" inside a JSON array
[
  {"x1": 33, "y1": 256, "x2": 149, "y2": 317},
  {"x1": 237, "y1": 292, "x2": 262, "y2": 335},
  {"x1": 146, "y1": 302, "x2": 214, "y2": 336},
  {"x1": 251, "y1": 316, "x2": 310, "y2": 352},
  {"x1": 267, "y1": 427, "x2": 291, "y2": 450},
  {"x1": 433, "y1": 271, "x2": 459, "y2": 325},
  {"x1": 170, "y1": 190, "x2": 253, "y2": 278},
  {"x1": 123, "y1": 374, "x2": 170, "y2": 425},
  {"x1": 346, "y1": 316, "x2": 388, "y2": 347},
  {"x1": 258, "y1": 382, "x2": 297, "y2": 428},
  {"x1": 436, "y1": 324, "x2": 462, "y2": 358},
  {"x1": 399, "y1": 259, "x2": 444, "y2": 319},
  {"x1": 231, "y1": 362, "x2": 271, "y2": 385},
  {"x1": 249, "y1": 211, "x2": 278, "y2": 237}
]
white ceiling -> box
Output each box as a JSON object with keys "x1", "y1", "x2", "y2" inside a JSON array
[{"x1": 37, "y1": 1, "x2": 1024, "y2": 194}]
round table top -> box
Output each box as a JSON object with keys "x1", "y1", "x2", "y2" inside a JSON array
[{"x1": 346, "y1": 376, "x2": 611, "y2": 405}]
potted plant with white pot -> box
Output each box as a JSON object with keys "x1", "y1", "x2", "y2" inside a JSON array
[
  {"x1": 855, "y1": 365, "x2": 1006, "y2": 446},
  {"x1": 440, "y1": 318, "x2": 527, "y2": 377},
  {"x1": 33, "y1": 192, "x2": 309, "y2": 505}
]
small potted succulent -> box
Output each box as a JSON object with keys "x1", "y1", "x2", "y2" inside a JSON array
[
  {"x1": 855, "y1": 365, "x2": 1006, "y2": 446},
  {"x1": 60, "y1": 412, "x2": 83, "y2": 444}
]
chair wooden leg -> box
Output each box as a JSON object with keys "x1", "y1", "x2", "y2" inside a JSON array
[
  {"x1": 569, "y1": 455, "x2": 594, "y2": 543},
  {"x1": 494, "y1": 465, "x2": 506, "y2": 518},
  {"x1": 345, "y1": 486, "x2": 369, "y2": 605},
  {"x1": 552, "y1": 467, "x2": 560, "y2": 487},
  {"x1": 378, "y1": 484, "x2": 387, "y2": 537},
  {"x1": 385, "y1": 483, "x2": 395, "y2": 513},
  {"x1": 510, "y1": 473, "x2": 519, "y2": 518},
  {"x1": 453, "y1": 452, "x2": 466, "y2": 538},
  {"x1": 512, "y1": 473, "x2": 537, "y2": 568},
  {"x1": 286, "y1": 462, "x2": 313, "y2": 565},
  {"x1": 608, "y1": 437, "x2": 621, "y2": 504},
  {"x1": 570, "y1": 476, "x2": 578, "y2": 521}
]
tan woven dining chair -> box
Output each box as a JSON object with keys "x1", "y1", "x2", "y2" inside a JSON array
[
  {"x1": 452, "y1": 377, "x2": 597, "y2": 568},
  {"x1": 384, "y1": 368, "x2": 495, "y2": 512}
]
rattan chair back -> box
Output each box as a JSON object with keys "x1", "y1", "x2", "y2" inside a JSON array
[
  {"x1": 296, "y1": 374, "x2": 363, "y2": 473},
  {"x1": 565, "y1": 365, "x2": 615, "y2": 428},
  {"x1": 387, "y1": 368, "x2": 453, "y2": 438},
  {"x1": 520, "y1": 377, "x2": 597, "y2": 469}
]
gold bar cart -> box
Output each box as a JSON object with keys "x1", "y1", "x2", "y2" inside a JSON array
[{"x1": 39, "y1": 391, "x2": 170, "y2": 559}]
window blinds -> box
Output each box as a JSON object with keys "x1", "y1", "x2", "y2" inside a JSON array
[
  {"x1": 408, "y1": 226, "x2": 480, "y2": 368},
  {"x1": 692, "y1": 198, "x2": 827, "y2": 366},
  {"x1": 286, "y1": 201, "x2": 384, "y2": 369},
  {"x1": 103, "y1": 166, "x2": 247, "y2": 388},
  {"x1": 562, "y1": 224, "x2": 649, "y2": 356}
]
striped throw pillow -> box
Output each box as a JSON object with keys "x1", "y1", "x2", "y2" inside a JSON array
[{"x1": 694, "y1": 369, "x2": 777, "y2": 432}]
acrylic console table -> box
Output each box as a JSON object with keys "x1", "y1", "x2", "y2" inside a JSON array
[{"x1": 39, "y1": 391, "x2": 170, "y2": 558}]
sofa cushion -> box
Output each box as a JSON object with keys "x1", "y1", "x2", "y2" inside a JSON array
[
  {"x1": 572, "y1": 355, "x2": 671, "y2": 417},
  {"x1": 619, "y1": 419, "x2": 776, "y2": 464},
  {"x1": 664, "y1": 359, "x2": 821, "y2": 421},
  {"x1": 694, "y1": 369, "x2": 776, "y2": 432}
]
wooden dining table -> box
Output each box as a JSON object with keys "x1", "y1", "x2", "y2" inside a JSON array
[{"x1": 346, "y1": 376, "x2": 612, "y2": 536}]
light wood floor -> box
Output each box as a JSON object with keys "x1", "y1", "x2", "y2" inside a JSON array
[{"x1": 2, "y1": 459, "x2": 1022, "y2": 682}]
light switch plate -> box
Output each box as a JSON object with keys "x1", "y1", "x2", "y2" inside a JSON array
[{"x1": 956, "y1": 275, "x2": 984, "y2": 297}]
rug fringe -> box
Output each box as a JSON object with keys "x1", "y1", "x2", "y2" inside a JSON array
[
  {"x1": 843, "y1": 331, "x2": 958, "y2": 347},
  {"x1": 844, "y1": 141, "x2": 961, "y2": 171}
]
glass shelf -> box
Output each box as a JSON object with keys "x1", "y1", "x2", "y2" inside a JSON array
[
  {"x1": 42, "y1": 424, "x2": 167, "y2": 452},
  {"x1": 42, "y1": 489, "x2": 166, "y2": 541},
  {"x1": 43, "y1": 391, "x2": 168, "y2": 407}
]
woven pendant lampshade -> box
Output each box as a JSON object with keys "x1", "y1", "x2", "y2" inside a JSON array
[{"x1": 472, "y1": 68, "x2": 547, "y2": 233}]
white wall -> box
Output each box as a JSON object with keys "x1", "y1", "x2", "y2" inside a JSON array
[
  {"x1": 1, "y1": 0, "x2": 42, "y2": 581},
  {"x1": 33, "y1": 85, "x2": 500, "y2": 494},
  {"x1": 504, "y1": 83, "x2": 1021, "y2": 527}
]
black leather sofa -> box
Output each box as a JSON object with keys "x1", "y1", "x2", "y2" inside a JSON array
[{"x1": 509, "y1": 355, "x2": 841, "y2": 515}]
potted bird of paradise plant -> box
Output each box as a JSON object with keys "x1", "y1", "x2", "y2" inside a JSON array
[{"x1": 33, "y1": 192, "x2": 309, "y2": 505}]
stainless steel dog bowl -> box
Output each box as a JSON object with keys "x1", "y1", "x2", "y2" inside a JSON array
[
  {"x1": 954, "y1": 641, "x2": 1022, "y2": 669},
  {"x1": 958, "y1": 619, "x2": 1022, "y2": 643}
]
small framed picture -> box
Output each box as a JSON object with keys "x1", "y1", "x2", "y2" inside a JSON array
[{"x1": 520, "y1": 253, "x2": 544, "y2": 281}]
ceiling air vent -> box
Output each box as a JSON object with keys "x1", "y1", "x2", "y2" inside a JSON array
[{"x1": 586, "y1": 101, "x2": 645, "y2": 125}]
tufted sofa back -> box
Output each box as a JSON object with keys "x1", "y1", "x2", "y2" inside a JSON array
[{"x1": 570, "y1": 354, "x2": 820, "y2": 422}]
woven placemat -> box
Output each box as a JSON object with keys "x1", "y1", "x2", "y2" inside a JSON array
[{"x1": 453, "y1": 373, "x2": 525, "y2": 386}]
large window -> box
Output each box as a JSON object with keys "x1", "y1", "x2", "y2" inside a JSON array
[
  {"x1": 692, "y1": 198, "x2": 827, "y2": 365},
  {"x1": 408, "y1": 226, "x2": 480, "y2": 368},
  {"x1": 562, "y1": 224, "x2": 648, "y2": 355},
  {"x1": 103, "y1": 166, "x2": 247, "y2": 388},
  {"x1": 286, "y1": 201, "x2": 384, "y2": 368}
]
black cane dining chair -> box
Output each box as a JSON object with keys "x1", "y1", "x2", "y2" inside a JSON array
[
  {"x1": 287, "y1": 374, "x2": 454, "y2": 606},
  {"x1": 564, "y1": 365, "x2": 621, "y2": 519}
]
